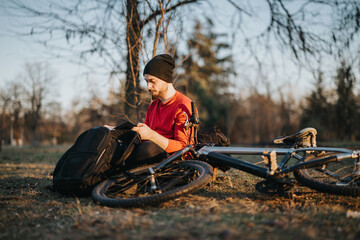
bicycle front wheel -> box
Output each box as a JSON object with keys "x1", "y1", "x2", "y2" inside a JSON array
[
  {"x1": 294, "y1": 152, "x2": 360, "y2": 196},
  {"x1": 92, "y1": 160, "x2": 213, "y2": 208}
]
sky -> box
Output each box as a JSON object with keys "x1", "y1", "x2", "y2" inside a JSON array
[
  {"x1": 0, "y1": 34, "x2": 90, "y2": 109},
  {"x1": 0, "y1": 0, "x2": 345, "y2": 113},
  {"x1": 0, "y1": 16, "x2": 104, "y2": 110},
  {"x1": 0, "y1": 1, "x2": 113, "y2": 111}
]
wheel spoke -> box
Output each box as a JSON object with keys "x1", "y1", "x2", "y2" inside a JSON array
[
  {"x1": 294, "y1": 153, "x2": 360, "y2": 196},
  {"x1": 315, "y1": 165, "x2": 353, "y2": 183},
  {"x1": 157, "y1": 169, "x2": 197, "y2": 192},
  {"x1": 107, "y1": 175, "x2": 151, "y2": 197}
]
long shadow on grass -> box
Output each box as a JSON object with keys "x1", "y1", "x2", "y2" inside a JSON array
[
  {"x1": 193, "y1": 182, "x2": 360, "y2": 211},
  {"x1": 0, "y1": 176, "x2": 93, "y2": 205},
  {"x1": 193, "y1": 179, "x2": 330, "y2": 201}
]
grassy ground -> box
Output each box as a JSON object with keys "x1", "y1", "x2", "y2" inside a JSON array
[{"x1": 1, "y1": 145, "x2": 360, "y2": 240}]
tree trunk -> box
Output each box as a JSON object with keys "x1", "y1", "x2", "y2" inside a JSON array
[{"x1": 125, "y1": 0, "x2": 142, "y2": 120}]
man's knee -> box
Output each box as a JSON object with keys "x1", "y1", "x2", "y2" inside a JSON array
[{"x1": 126, "y1": 141, "x2": 168, "y2": 167}]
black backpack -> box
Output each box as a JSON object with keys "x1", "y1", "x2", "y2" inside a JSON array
[
  {"x1": 197, "y1": 126, "x2": 230, "y2": 146},
  {"x1": 52, "y1": 122, "x2": 140, "y2": 196}
]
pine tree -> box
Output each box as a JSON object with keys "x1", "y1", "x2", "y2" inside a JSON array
[
  {"x1": 176, "y1": 20, "x2": 235, "y2": 130},
  {"x1": 335, "y1": 61, "x2": 357, "y2": 140},
  {"x1": 300, "y1": 69, "x2": 334, "y2": 140}
]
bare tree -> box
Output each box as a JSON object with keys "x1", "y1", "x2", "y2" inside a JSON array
[
  {"x1": 226, "y1": 0, "x2": 360, "y2": 98},
  {"x1": 0, "y1": 81, "x2": 24, "y2": 146},
  {"x1": 0, "y1": 87, "x2": 12, "y2": 147},
  {"x1": 22, "y1": 62, "x2": 55, "y2": 145},
  {"x1": 44, "y1": 101, "x2": 62, "y2": 145},
  {"x1": 227, "y1": 0, "x2": 360, "y2": 61},
  {"x1": 3, "y1": 0, "x2": 199, "y2": 120}
]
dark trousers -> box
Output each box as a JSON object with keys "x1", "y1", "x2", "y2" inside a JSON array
[{"x1": 124, "y1": 140, "x2": 168, "y2": 169}]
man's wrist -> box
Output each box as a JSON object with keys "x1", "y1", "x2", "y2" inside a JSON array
[{"x1": 150, "y1": 130, "x2": 169, "y2": 150}]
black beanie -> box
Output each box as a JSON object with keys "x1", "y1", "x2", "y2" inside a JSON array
[{"x1": 143, "y1": 54, "x2": 175, "y2": 83}]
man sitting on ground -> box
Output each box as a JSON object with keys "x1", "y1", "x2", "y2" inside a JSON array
[{"x1": 128, "y1": 54, "x2": 195, "y2": 167}]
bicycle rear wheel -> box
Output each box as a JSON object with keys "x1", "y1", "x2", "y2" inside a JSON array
[
  {"x1": 92, "y1": 160, "x2": 213, "y2": 208},
  {"x1": 294, "y1": 152, "x2": 360, "y2": 196}
]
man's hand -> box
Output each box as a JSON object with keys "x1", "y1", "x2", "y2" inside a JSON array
[
  {"x1": 132, "y1": 123, "x2": 154, "y2": 140},
  {"x1": 132, "y1": 123, "x2": 169, "y2": 150}
]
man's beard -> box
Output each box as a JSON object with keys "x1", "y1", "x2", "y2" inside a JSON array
[
  {"x1": 149, "y1": 84, "x2": 168, "y2": 100},
  {"x1": 149, "y1": 90, "x2": 160, "y2": 100},
  {"x1": 151, "y1": 91, "x2": 159, "y2": 100}
]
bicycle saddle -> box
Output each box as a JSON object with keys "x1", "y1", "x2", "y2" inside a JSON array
[{"x1": 272, "y1": 127, "x2": 317, "y2": 148}]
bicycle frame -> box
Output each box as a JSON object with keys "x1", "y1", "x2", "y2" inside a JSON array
[
  {"x1": 157, "y1": 102, "x2": 358, "y2": 182},
  {"x1": 155, "y1": 144, "x2": 358, "y2": 181}
]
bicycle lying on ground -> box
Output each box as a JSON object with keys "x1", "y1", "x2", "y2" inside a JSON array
[{"x1": 92, "y1": 106, "x2": 360, "y2": 208}]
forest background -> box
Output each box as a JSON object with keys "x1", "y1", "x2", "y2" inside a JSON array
[{"x1": 0, "y1": 0, "x2": 359, "y2": 146}]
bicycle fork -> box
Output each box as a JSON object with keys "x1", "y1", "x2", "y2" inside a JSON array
[
  {"x1": 148, "y1": 167, "x2": 162, "y2": 193},
  {"x1": 147, "y1": 145, "x2": 196, "y2": 193}
]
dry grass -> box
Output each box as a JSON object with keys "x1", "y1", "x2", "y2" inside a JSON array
[{"x1": 1, "y1": 145, "x2": 360, "y2": 240}]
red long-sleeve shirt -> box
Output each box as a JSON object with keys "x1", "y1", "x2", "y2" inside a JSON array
[{"x1": 145, "y1": 91, "x2": 194, "y2": 153}]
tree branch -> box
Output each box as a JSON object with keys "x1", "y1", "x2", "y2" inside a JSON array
[{"x1": 141, "y1": 0, "x2": 199, "y2": 27}]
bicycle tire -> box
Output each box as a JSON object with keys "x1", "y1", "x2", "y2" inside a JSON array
[
  {"x1": 294, "y1": 152, "x2": 360, "y2": 196},
  {"x1": 92, "y1": 160, "x2": 213, "y2": 208}
]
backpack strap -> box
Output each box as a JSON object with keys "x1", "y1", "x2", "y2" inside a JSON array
[{"x1": 109, "y1": 122, "x2": 141, "y2": 167}]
